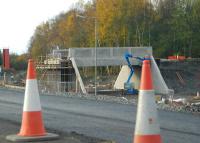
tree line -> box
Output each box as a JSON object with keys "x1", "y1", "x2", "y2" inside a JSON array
[{"x1": 28, "y1": 0, "x2": 200, "y2": 59}]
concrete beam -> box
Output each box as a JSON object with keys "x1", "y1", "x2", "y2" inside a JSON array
[{"x1": 68, "y1": 47, "x2": 152, "y2": 67}]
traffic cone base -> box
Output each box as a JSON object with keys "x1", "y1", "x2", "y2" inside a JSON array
[
  {"x1": 19, "y1": 111, "x2": 46, "y2": 136},
  {"x1": 6, "y1": 59, "x2": 59, "y2": 142},
  {"x1": 134, "y1": 135, "x2": 162, "y2": 143},
  {"x1": 6, "y1": 133, "x2": 59, "y2": 142}
]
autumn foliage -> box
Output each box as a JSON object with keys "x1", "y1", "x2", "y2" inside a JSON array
[{"x1": 28, "y1": 0, "x2": 200, "y2": 59}]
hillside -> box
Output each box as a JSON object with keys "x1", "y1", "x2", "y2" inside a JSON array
[{"x1": 160, "y1": 59, "x2": 200, "y2": 96}]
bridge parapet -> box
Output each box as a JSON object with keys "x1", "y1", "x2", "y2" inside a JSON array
[{"x1": 68, "y1": 47, "x2": 152, "y2": 67}]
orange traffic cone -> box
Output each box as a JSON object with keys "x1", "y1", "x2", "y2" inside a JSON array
[
  {"x1": 133, "y1": 60, "x2": 162, "y2": 143},
  {"x1": 19, "y1": 59, "x2": 45, "y2": 136},
  {"x1": 6, "y1": 59, "x2": 58, "y2": 142}
]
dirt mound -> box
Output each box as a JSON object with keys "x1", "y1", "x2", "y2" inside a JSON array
[{"x1": 160, "y1": 59, "x2": 200, "y2": 96}]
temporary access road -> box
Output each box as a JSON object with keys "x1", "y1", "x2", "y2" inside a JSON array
[{"x1": 0, "y1": 87, "x2": 199, "y2": 143}]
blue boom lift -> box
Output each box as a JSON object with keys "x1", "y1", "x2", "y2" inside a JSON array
[
  {"x1": 124, "y1": 52, "x2": 138, "y2": 95},
  {"x1": 124, "y1": 53, "x2": 150, "y2": 95}
]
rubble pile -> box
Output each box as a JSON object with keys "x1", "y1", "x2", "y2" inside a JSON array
[{"x1": 157, "y1": 93, "x2": 200, "y2": 114}]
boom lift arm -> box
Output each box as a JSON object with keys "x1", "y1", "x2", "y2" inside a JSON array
[{"x1": 125, "y1": 53, "x2": 134, "y2": 83}]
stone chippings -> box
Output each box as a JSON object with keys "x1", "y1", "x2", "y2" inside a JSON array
[
  {"x1": 54, "y1": 92, "x2": 199, "y2": 114},
  {"x1": 3, "y1": 85, "x2": 198, "y2": 114}
]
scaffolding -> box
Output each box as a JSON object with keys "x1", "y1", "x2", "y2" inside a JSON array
[
  {"x1": 36, "y1": 54, "x2": 120, "y2": 95},
  {"x1": 36, "y1": 50, "x2": 77, "y2": 95}
]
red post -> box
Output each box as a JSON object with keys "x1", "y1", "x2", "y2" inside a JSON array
[{"x1": 3, "y1": 49, "x2": 10, "y2": 70}]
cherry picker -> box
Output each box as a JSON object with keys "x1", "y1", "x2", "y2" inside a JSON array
[{"x1": 124, "y1": 52, "x2": 150, "y2": 95}]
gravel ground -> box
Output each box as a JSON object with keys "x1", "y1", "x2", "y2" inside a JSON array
[
  {"x1": 0, "y1": 119, "x2": 112, "y2": 143},
  {"x1": 3, "y1": 86, "x2": 199, "y2": 115},
  {"x1": 44, "y1": 92, "x2": 199, "y2": 115}
]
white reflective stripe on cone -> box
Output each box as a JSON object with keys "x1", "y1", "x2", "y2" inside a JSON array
[
  {"x1": 23, "y1": 79, "x2": 41, "y2": 111},
  {"x1": 135, "y1": 90, "x2": 160, "y2": 135}
]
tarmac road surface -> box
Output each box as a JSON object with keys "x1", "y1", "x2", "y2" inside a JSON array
[{"x1": 0, "y1": 87, "x2": 199, "y2": 143}]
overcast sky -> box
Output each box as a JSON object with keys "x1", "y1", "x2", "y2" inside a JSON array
[{"x1": 0, "y1": 0, "x2": 81, "y2": 54}]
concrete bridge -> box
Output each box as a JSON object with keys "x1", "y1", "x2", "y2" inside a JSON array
[{"x1": 37, "y1": 47, "x2": 173, "y2": 96}]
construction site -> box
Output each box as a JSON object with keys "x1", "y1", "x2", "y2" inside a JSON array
[
  {"x1": 1, "y1": 47, "x2": 199, "y2": 114},
  {"x1": 0, "y1": 47, "x2": 199, "y2": 143},
  {"x1": 0, "y1": 0, "x2": 200, "y2": 142},
  {"x1": 24, "y1": 47, "x2": 198, "y2": 113},
  {"x1": 35, "y1": 47, "x2": 162, "y2": 94}
]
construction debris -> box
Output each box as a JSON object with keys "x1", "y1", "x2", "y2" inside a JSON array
[{"x1": 157, "y1": 94, "x2": 200, "y2": 113}]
